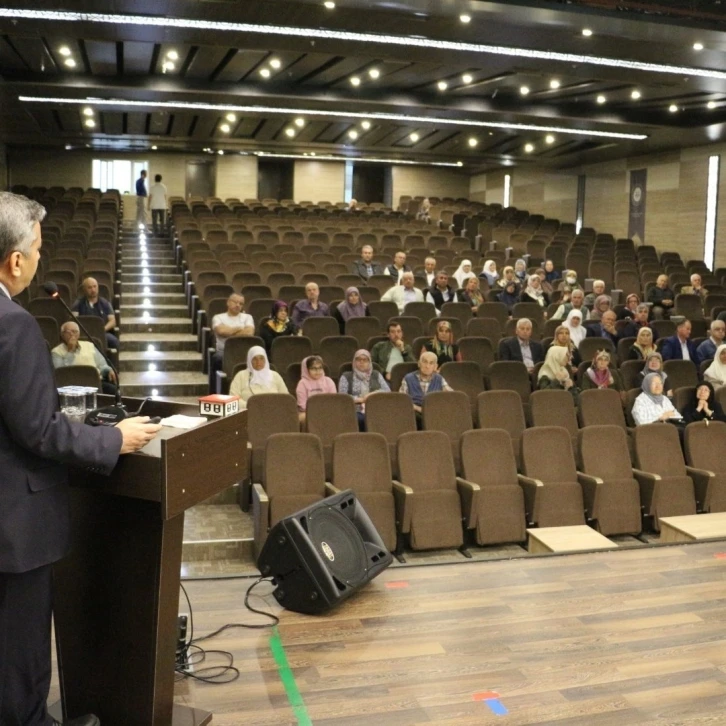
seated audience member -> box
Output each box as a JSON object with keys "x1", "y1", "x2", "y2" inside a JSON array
[
  {"x1": 335, "y1": 287, "x2": 367, "y2": 331},
  {"x1": 617, "y1": 293, "x2": 642, "y2": 321},
  {"x1": 453, "y1": 260, "x2": 476, "y2": 289},
  {"x1": 296, "y1": 355, "x2": 336, "y2": 424},
  {"x1": 52, "y1": 321, "x2": 117, "y2": 395},
  {"x1": 553, "y1": 288, "x2": 589, "y2": 321},
  {"x1": 371, "y1": 322, "x2": 416, "y2": 381},
  {"x1": 660, "y1": 319, "x2": 697, "y2": 361},
  {"x1": 520, "y1": 274, "x2": 549, "y2": 307},
  {"x1": 461, "y1": 276, "x2": 484, "y2": 312},
  {"x1": 383, "y1": 250, "x2": 411, "y2": 281},
  {"x1": 580, "y1": 350, "x2": 625, "y2": 393},
  {"x1": 496, "y1": 265, "x2": 519, "y2": 291},
  {"x1": 72, "y1": 275, "x2": 119, "y2": 350},
  {"x1": 513, "y1": 258, "x2": 528, "y2": 284},
  {"x1": 291, "y1": 282, "x2": 330, "y2": 327},
  {"x1": 348, "y1": 198, "x2": 359, "y2": 212},
  {"x1": 416, "y1": 197, "x2": 431, "y2": 222},
  {"x1": 586, "y1": 310, "x2": 620, "y2": 345},
  {"x1": 563, "y1": 308, "x2": 587, "y2": 348},
  {"x1": 400, "y1": 351, "x2": 452, "y2": 427},
  {"x1": 620, "y1": 303, "x2": 652, "y2": 339},
  {"x1": 210, "y1": 293, "x2": 255, "y2": 389},
  {"x1": 535, "y1": 267, "x2": 554, "y2": 297},
  {"x1": 696, "y1": 320, "x2": 726, "y2": 364},
  {"x1": 229, "y1": 346, "x2": 287, "y2": 409},
  {"x1": 423, "y1": 257, "x2": 437, "y2": 287},
  {"x1": 553, "y1": 324, "x2": 581, "y2": 369},
  {"x1": 537, "y1": 345, "x2": 577, "y2": 396},
  {"x1": 424, "y1": 271, "x2": 460, "y2": 314},
  {"x1": 647, "y1": 274, "x2": 675, "y2": 319},
  {"x1": 261, "y1": 300, "x2": 298, "y2": 354},
  {"x1": 639, "y1": 352, "x2": 673, "y2": 397},
  {"x1": 338, "y1": 349, "x2": 390, "y2": 430},
  {"x1": 382, "y1": 271, "x2": 424, "y2": 314},
  {"x1": 352, "y1": 245, "x2": 381, "y2": 280},
  {"x1": 499, "y1": 318, "x2": 544, "y2": 372},
  {"x1": 563, "y1": 269, "x2": 582, "y2": 292},
  {"x1": 589, "y1": 295, "x2": 612, "y2": 322},
  {"x1": 680, "y1": 272, "x2": 708, "y2": 301},
  {"x1": 703, "y1": 344, "x2": 726, "y2": 391},
  {"x1": 584, "y1": 280, "x2": 606, "y2": 309},
  {"x1": 680, "y1": 382, "x2": 726, "y2": 424},
  {"x1": 631, "y1": 372, "x2": 683, "y2": 426},
  {"x1": 497, "y1": 280, "x2": 521, "y2": 314},
  {"x1": 629, "y1": 327, "x2": 656, "y2": 360},
  {"x1": 423, "y1": 320, "x2": 462, "y2": 366},
  {"x1": 480, "y1": 260, "x2": 499, "y2": 287},
  {"x1": 544, "y1": 259, "x2": 561, "y2": 283}
]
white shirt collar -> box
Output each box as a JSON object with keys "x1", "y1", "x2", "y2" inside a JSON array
[{"x1": 0, "y1": 281, "x2": 10, "y2": 299}]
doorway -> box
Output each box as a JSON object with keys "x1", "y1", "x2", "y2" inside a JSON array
[
  {"x1": 352, "y1": 163, "x2": 385, "y2": 205},
  {"x1": 257, "y1": 159, "x2": 294, "y2": 201},
  {"x1": 186, "y1": 160, "x2": 215, "y2": 198}
]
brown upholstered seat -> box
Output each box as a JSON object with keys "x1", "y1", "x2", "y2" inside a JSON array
[
  {"x1": 488, "y1": 361, "x2": 532, "y2": 403},
  {"x1": 365, "y1": 392, "x2": 417, "y2": 477},
  {"x1": 305, "y1": 394, "x2": 359, "y2": 479},
  {"x1": 460, "y1": 429, "x2": 526, "y2": 545},
  {"x1": 530, "y1": 389, "x2": 579, "y2": 455},
  {"x1": 54, "y1": 365, "x2": 102, "y2": 392},
  {"x1": 633, "y1": 424, "x2": 697, "y2": 530},
  {"x1": 684, "y1": 421, "x2": 726, "y2": 513},
  {"x1": 331, "y1": 432, "x2": 398, "y2": 551},
  {"x1": 477, "y1": 390, "x2": 526, "y2": 470},
  {"x1": 577, "y1": 425, "x2": 642, "y2": 535},
  {"x1": 520, "y1": 426, "x2": 586, "y2": 528},
  {"x1": 439, "y1": 361, "x2": 484, "y2": 421},
  {"x1": 301, "y1": 316, "x2": 339, "y2": 352},
  {"x1": 422, "y1": 390, "x2": 473, "y2": 475}
]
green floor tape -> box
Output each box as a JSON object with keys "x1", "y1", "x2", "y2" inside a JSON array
[{"x1": 270, "y1": 626, "x2": 313, "y2": 726}]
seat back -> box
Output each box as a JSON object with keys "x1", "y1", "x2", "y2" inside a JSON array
[
  {"x1": 247, "y1": 394, "x2": 299, "y2": 482},
  {"x1": 365, "y1": 392, "x2": 416, "y2": 443},
  {"x1": 318, "y1": 336, "x2": 359, "y2": 380},
  {"x1": 578, "y1": 425, "x2": 634, "y2": 480},
  {"x1": 397, "y1": 431, "x2": 456, "y2": 492},
  {"x1": 345, "y1": 316, "x2": 382, "y2": 349},
  {"x1": 332, "y1": 432, "x2": 392, "y2": 492},
  {"x1": 222, "y1": 336, "x2": 265, "y2": 378},
  {"x1": 578, "y1": 388, "x2": 627, "y2": 429},
  {"x1": 684, "y1": 420, "x2": 726, "y2": 473},
  {"x1": 305, "y1": 394, "x2": 359, "y2": 449},
  {"x1": 301, "y1": 316, "x2": 339, "y2": 352},
  {"x1": 662, "y1": 360, "x2": 699, "y2": 390},
  {"x1": 634, "y1": 424, "x2": 687, "y2": 477},
  {"x1": 461, "y1": 428, "x2": 518, "y2": 487},
  {"x1": 488, "y1": 361, "x2": 532, "y2": 402},
  {"x1": 269, "y1": 335, "x2": 313, "y2": 373},
  {"x1": 264, "y1": 433, "x2": 325, "y2": 496},
  {"x1": 466, "y1": 317, "x2": 501, "y2": 342},
  {"x1": 439, "y1": 361, "x2": 484, "y2": 406},
  {"x1": 530, "y1": 389, "x2": 578, "y2": 440},
  {"x1": 476, "y1": 390, "x2": 526, "y2": 466},
  {"x1": 521, "y1": 426, "x2": 577, "y2": 482},
  {"x1": 422, "y1": 390, "x2": 473, "y2": 472},
  {"x1": 457, "y1": 336, "x2": 496, "y2": 371},
  {"x1": 54, "y1": 364, "x2": 102, "y2": 391}
]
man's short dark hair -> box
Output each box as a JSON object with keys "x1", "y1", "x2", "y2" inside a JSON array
[
  {"x1": 140, "y1": 170, "x2": 147, "y2": 177},
  {"x1": 387, "y1": 322, "x2": 402, "y2": 333},
  {"x1": 154, "y1": 174, "x2": 162, "y2": 182}
]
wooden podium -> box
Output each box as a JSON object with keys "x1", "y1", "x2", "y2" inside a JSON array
[{"x1": 51, "y1": 398, "x2": 247, "y2": 726}]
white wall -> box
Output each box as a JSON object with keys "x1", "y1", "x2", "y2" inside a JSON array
[
  {"x1": 216, "y1": 155, "x2": 258, "y2": 200},
  {"x1": 293, "y1": 160, "x2": 345, "y2": 203},
  {"x1": 392, "y1": 165, "x2": 469, "y2": 206}
]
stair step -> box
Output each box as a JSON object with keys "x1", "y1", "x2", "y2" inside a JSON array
[
  {"x1": 120, "y1": 371, "x2": 208, "y2": 398},
  {"x1": 120, "y1": 333, "x2": 199, "y2": 352},
  {"x1": 121, "y1": 282, "x2": 183, "y2": 294},
  {"x1": 121, "y1": 304, "x2": 190, "y2": 318},
  {"x1": 121, "y1": 317, "x2": 193, "y2": 333},
  {"x1": 119, "y1": 351, "x2": 203, "y2": 372},
  {"x1": 121, "y1": 292, "x2": 186, "y2": 305},
  {"x1": 123, "y1": 273, "x2": 183, "y2": 283},
  {"x1": 182, "y1": 504, "x2": 253, "y2": 563},
  {"x1": 121, "y1": 263, "x2": 178, "y2": 273}
]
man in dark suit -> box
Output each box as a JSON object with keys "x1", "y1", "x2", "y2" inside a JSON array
[
  {"x1": 586, "y1": 310, "x2": 620, "y2": 345},
  {"x1": 661, "y1": 318, "x2": 698, "y2": 361},
  {"x1": 0, "y1": 192, "x2": 161, "y2": 726},
  {"x1": 351, "y1": 244, "x2": 381, "y2": 281},
  {"x1": 498, "y1": 318, "x2": 544, "y2": 372}
]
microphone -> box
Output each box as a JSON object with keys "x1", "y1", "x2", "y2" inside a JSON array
[{"x1": 42, "y1": 281, "x2": 127, "y2": 426}]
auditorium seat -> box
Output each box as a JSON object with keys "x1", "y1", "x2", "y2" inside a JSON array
[
  {"x1": 577, "y1": 425, "x2": 642, "y2": 536},
  {"x1": 460, "y1": 429, "x2": 527, "y2": 545},
  {"x1": 488, "y1": 361, "x2": 532, "y2": 403},
  {"x1": 422, "y1": 391, "x2": 472, "y2": 475},
  {"x1": 632, "y1": 424, "x2": 697, "y2": 531},
  {"x1": 54, "y1": 364, "x2": 102, "y2": 392},
  {"x1": 457, "y1": 336, "x2": 496, "y2": 373},
  {"x1": 301, "y1": 316, "x2": 340, "y2": 352},
  {"x1": 684, "y1": 421, "x2": 726, "y2": 513},
  {"x1": 578, "y1": 337, "x2": 617, "y2": 365},
  {"x1": 270, "y1": 336, "x2": 314, "y2": 377},
  {"x1": 477, "y1": 390, "x2": 527, "y2": 470},
  {"x1": 365, "y1": 392, "x2": 416, "y2": 477},
  {"x1": 389, "y1": 362, "x2": 418, "y2": 394},
  {"x1": 662, "y1": 360, "x2": 699, "y2": 390},
  {"x1": 439, "y1": 361, "x2": 484, "y2": 420},
  {"x1": 368, "y1": 300, "x2": 400, "y2": 323},
  {"x1": 216, "y1": 336, "x2": 265, "y2": 394},
  {"x1": 345, "y1": 317, "x2": 382, "y2": 349},
  {"x1": 519, "y1": 426, "x2": 586, "y2": 528},
  {"x1": 35, "y1": 316, "x2": 59, "y2": 349},
  {"x1": 305, "y1": 394, "x2": 359, "y2": 479},
  {"x1": 331, "y1": 432, "x2": 398, "y2": 552},
  {"x1": 466, "y1": 317, "x2": 501, "y2": 342},
  {"x1": 530, "y1": 389, "x2": 579, "y2": 455}
]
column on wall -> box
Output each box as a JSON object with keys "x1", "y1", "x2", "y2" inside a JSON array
[{"x1": 293, "y1": 161, "x2": 345, "y2": 203}]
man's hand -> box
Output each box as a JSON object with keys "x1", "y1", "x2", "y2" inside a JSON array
[
  {"x1": 108, "y1": 370, "x2": 117, "y2": 384},
  {"x1": 116, "y1": 416, "x2": 162, "y2": 454}
]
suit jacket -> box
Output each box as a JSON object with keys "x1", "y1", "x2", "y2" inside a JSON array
[
  {"x1": 0, "y1": 290, "x2": 122, "y2": 573},
  {"x1": 351, "y1": 260, "x2": 382, "y2": 280},
  {"x1": 498, "y1": 337, "x2": 544, "y2": 366},
  {"x1": 585, "y1": 324, "x2": 619, "y2": 345},
  {"x1": 660, "y1": 334, "x2": 698, "y2": 362}
]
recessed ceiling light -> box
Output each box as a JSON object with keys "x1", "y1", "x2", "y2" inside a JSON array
[
  {"x1": 59, "y1": 46, "x2": 71, "y2": 57},
  {"x1": 220, "y1": 123, "x2": 231, "y2": 133},
  {"x1": 324, "y1": 1, "x2": 335, "y2": 8},
  {"x1": 64, "y1": 58, "x2": 76, "y2": 68},
  {"x1": 84, "y1": 118, "x2": 95, "y2": 128},
  {"x1": 369, "y1": 68, "x2": 380, "y2": 79},
  {"x1": 295, "y1": 117, "x2": 305, "y2": 127},
  {"x1": 269, "y1": 58, "x2": 282, "y2": 70},
  {"x1": 361, "y1": 120, "x2": 371, "y2": 130},
  {"x1": 348, "y1": 129, "x2": 359, "y2": 139},
  {"x1": 524, "y1": 143, "x2": 535, "y2": 152},
  {"x1": 460, "y1": 14, "x2": 471, "y2": 24},
  {"x1": 162, "y1": 61, "x2": 175, "y2": 72},
  {"x1": 631, "y1": 89, "x2": 641, "y2": 99},
  {"x1": 218, "y1": 150, "x2": 224, "y2": 155},
  {"x1": 549, "y1": 79, "x2": 561, "y2": 89},
  {"x1": 668, "y1": 104, "x2": 679, "y2": 113},
  {"x1": 468, "y1": 137, "x2": 478, "y2": 147},
  {"x1": 350, "y1": 76, "x2": 361, "y2": 86},
  {"x1": 545, "y1": 134, "x2": 555, "y2": 144},
  {"x1": 520, "y1": 86, "x2": 530, "y2": 96},
  {"x1": 285, "y1": 128, "x2": 295, "y2": 137},
  {"x1": 166, "y1": 50, "x2": 179, "y2": 61},
  {"x1": 226, "y1": 112, "x2": 236, "y2": 122},
  {"x1": 462, "y1": 73, "x2": 473, "y2": 84},
  {"x1": 457, "y1": 161, "x2": 463, "y2": 167},
  {"x1": 582, "y1": 28, "x2": 593, "y2": 37},
  {"x1": 310, "y1": 152, "x2": 316, "y2": 156},
  {"x1": 260, "y1": 68, "x2": 271, "y2": 78},
  {"x1": 65, "y1": 144, "x2": 72, "y2": 150},
  {"x1": 693, "y1": 42, "x2": 704, "y2": 51},
  {"x1": 596, "y1": 94, "x2": 606, "y2": 104},
  {"x1": 708, "y1": 100, "x2": 717, "y2": 109},
  {"x1": 437, "y1": 80, "x2": 448, "y2": 91},
  {"x1": 410, "y1": 132, "x2": 420, "y2": 142},
  {"x1": 83, "y1": 107, "x2": 93, "y2": 116}
]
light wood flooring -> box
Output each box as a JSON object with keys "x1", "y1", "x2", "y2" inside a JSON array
[{"x1": 146, "y1": 540, "x2": 726, "y2": 725}]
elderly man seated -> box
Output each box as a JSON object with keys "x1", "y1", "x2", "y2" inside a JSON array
[
  {"x1": 210, "y1": 292, "x2": 255, "y2": 391},
  {"x1": 399, "y1": 351, "x2": 452, "y2": 428},
  {"x1": 291, "y1": 282, "x2": 330, "y2": 327},
  {"x1": 52, "y1": 321, "x2": 117, "y2": 395},
  {"x1": 583, "y1": 279, "x2": 606, "y2": 309},
  {"x1": 553, "y1": 288, "x2": 590, "y2": 321},
  {"x1": 72, "y1": 275, "x2": 119, "y2": 350},
  {"x1": 498, "y1": 318, "x2": 544, "y2": 372},
  {"x1": 381, "y1": 271, "x2": 424, "y2": 314},
  {"x1": 697, "y1": 319, "x2": 726, "y2": 364}
]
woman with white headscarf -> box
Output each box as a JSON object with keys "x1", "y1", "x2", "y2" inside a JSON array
[
  {"x1": 480, "y1": 259, "x2": 499, "y2": 287},
  {"x1": 520, "y1": 274, "x2": 549, "y2": 307},
  {"x1": 229, "y1": 345, "x2": 288, "y2": 409},
  {"x1": 563, "y1": 308, "x2": 587, "y2": 347},
  {"x1": 453, "y1": 259, "x2": 476, "y2": 288},
  {"x1": 704, "y1": 344, "x2": 726, "y2": 391}
]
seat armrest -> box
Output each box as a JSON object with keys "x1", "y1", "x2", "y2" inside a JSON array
[
  {"x1": 456, "y1": 477, "x2": 481, "y2": 529},
  {"x1": 686, "y1": 466, "x2": 715, "y2": 510},
  {"x1": 577, "y1": 472, "x2": 603, "y2": 514},
  {"x1": 252, "y1": 483, "x2": 270, "y2": 562},
  {"x1": 324, "y1": 482, "x2": 341, "y2": 496},
  {"x1": 215, "y1": 369, "x2": 228, "y2": 395},
  {"x1": 632, "y1": 468, "x2": 661, "y2": 482},
  {"x1": 517, "y1": 475, "x2": 543, "y2": 526},
  {"x1": 392, "y1": 480, "x2": 413, "y2": 534},
  {"x1": 632, "y1": 468, "x2": 660, "y2": 510}
]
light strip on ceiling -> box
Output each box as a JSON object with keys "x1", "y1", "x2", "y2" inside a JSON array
[
  {"x1": 2, "y1": 8, "x2": 726, "y2": 81},
  {"x1": 18, "y1": 96, "x2": 649, "y2": 140},
  {"x1": 248, "y1": 152, "x2": 462, "y2": 167}
]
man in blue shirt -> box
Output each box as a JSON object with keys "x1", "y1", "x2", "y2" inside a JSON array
[
  {"x1": 72, "y1": 276, "x2": 119, "y2": 350},
  {"x1": 135, "y1": 169, "x2": 147, "y2": 229}
]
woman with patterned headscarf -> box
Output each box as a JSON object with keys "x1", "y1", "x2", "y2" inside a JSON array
[{"x1": 423, "y1": 320, "x2": 462, "y2": 366}]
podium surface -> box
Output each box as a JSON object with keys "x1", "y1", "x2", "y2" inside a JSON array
[{"x1": 53, "y1": 397, "x2": 247, "y2": 725}]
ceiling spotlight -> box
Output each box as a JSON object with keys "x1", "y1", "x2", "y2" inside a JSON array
[
  {"x1": 524, "y1": 143, "x2": 535, "y2": 153},
  {"x1": 260, "y1": 68, "x2": 271, "y2": 78},
  {"x1": 84, "y1": 118, "x2": 95, "y2": 128},
  {"x1": 631, "y1": 89, "x2": 641, "y2": 99},
  {"x1": 348, "y1": 130, "x2": 359, "y2": 140},
  {"x1": 708, "y1": 100, "x2": 717, "y2": 109},
  {"x1": 65, "y1": 144, "x2": 72, "y2": 150},
  {"x1": 82, "y1": 107, "x2": 94, "y2": 116},
  {"x1": 225, "y1": 113, "x2": 237, "y2": 122},
  {"x1": 582, "y1": 28, "x2": 593, "y2": 37},
  {"x1": 457, "y1": 161, "x2": 463, "y2": 167},
  {"x1": 668, "y1": 103, "x2": 679, "y2": 113},
  {"x1": 350, "y1": 76, "x2": 361, "y2": 86},
  {"x1": 460, "y1": 14, "x2": 471, "y2": 23},
  {"x1": 324, "y1": 0, "x2": 335, "y2": 7},
  {"x1": 462, "y1": 73, "x2": 473, "y2": 84},
  {"x1": 520, "y1": 86, "x2": 530, "y2": 96},
  {"x1": 369, "y1": 68, "x2": 380, "y2": 79},
  {"x1": 58, "y1": 46, "x2": 71, "y2": 57},
  {"x1": 310, "y1": 152, "x2": 316, "y2": 156},
  {"x1": 166, "y1": 50, "x2": 179, "y2": 61},
  {"x1": 162, "y1": 61, "x2": 175, "y2": 72},
  {"x1": 269, "y1": 58, "x2": 282, "y2": 70},
  {"x1": 285, "y1": 128, "x2": 296, "y2": 137},
  {"x1": 220, "y1": 123, "x2": 231, "y2": 133},
  {"x1": 437, "y1": 80, "x2": 448, "y2": 91},
  {"x1": 409, "y1": 132, "x2": 420, "y2": 142},
  {"x1": 549, "y1": 79, "x2": 561, "y2": 89},
  {"x1": 693, "y1": 42, "x2": 704, "y2": 51},
  {"x1": 596, "y1": 94, "x2": 607, "y2": 104},
  {"x1": 151, "y1": 145, "x2": 158, "y2": 150},
  {"x1": 361, "y1": 120, "x2": 371, "y2": 130},
  {"x1": 64, "y1": 58, "x2": 77, "y2": 68},
  {"x1": 294, "y1": 117, "x2": 305, "y2": 127},
  {"x1": 468, "y1": 137, "x2": 478, "y2": 147},
  {"x1": 218, "y1": 150, "x2": 224, "y2": 155},
  {"x1": 545, "y1": 134, "x2": 555, "y2": 144}
]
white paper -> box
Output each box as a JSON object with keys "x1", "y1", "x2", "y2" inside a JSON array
[{"x1": 159, "y1": 414, "x2": 207, "y2": 429}]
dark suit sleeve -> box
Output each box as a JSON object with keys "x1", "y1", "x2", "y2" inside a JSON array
[
  {"x1": 660, "y1": 338, "x2": 676, "y2": 360},
  {"x1": 532, "y1": 341, "x2": 545, "y2": 364},
  {"x1": 499, "y1": 339, "x2": 514, "y2": 360},
  {"x1": 0, "y1": 307, "x2": 122, "y2": 473}
]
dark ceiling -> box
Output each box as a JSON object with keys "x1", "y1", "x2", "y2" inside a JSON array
[{"x1": 1, "y1": 0, "x2": 726, "y2": 172}]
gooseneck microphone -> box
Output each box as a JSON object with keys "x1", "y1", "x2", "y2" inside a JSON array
[{"x1": 42, "y1": 281, "x2": 128, "y2": 425}]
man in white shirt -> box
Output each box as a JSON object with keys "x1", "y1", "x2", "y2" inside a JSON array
[
  {"x1": 147, "y1": 174, "x2": 168, "y2": 237},
  {"x1": 381, "y1": 271, "x2": 424, "y2": 314},
  {"x1": 383, "y1": 251, "x2": 411, "y2": 281},
  {"x1": 423, "y1": 257, "x2": 437, "y2": 287},
  {"x1": 210, "y1": 294, "x2": 255, "y2": 391}
]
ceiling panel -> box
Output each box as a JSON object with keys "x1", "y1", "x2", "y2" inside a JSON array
[
  {"x1": 85, "y1": 40, "x2": 118, "y2": 76},
  {"x1": 122, "y1": 41, "x2": 154, "y2": 75}
]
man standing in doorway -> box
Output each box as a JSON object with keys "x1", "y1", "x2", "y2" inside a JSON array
[
  {"x1": 148, "y1": 174, "x2": 168, "y2": 237},
  {"x1": 135, "y1": 169, "x2": 147, "y2": 229}
]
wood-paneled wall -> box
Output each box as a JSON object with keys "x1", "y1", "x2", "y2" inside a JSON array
[
  {"x1": 391, "y1": 166, "x2": 469, "y2": 205},
  {"x1": 216, "y1": 155, "x2": 258, "y2": 201},
  {"x1": 293, "y1": 160, "x2": 345, "y2": 203}
]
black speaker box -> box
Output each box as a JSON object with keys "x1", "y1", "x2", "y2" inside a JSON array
[{"x1": 256, "y1": 489, "x2": 393, "y2": 615}]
